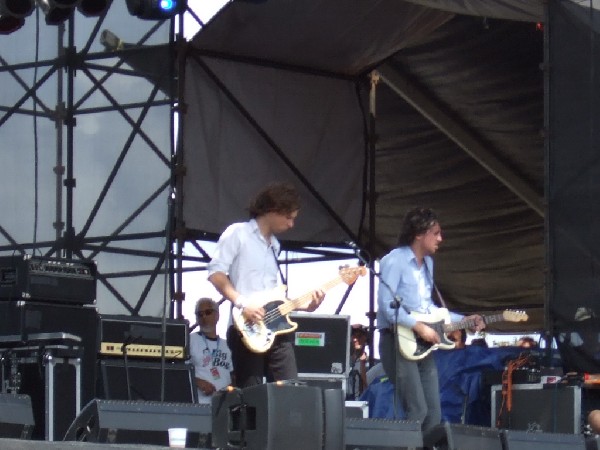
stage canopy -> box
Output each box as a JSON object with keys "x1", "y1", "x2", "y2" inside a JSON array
[{"x1": 181, "y1": 0, "x2": 599, "y2": 332}]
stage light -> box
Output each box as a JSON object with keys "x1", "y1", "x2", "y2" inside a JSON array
[
  {"x1": 35, "y1": 0, "x2": 82, "y2": 25},
  {"x1": 77, "y1": 0, "x2": 110, "y2": 17},
  {"x1": 0, "y1": 16, "x2": 23, "y2": 35},
  {"x1": 125, "y1": 0, "x2": 187, "y2": 20},
  {"x1": 0, "y1": 0, "x2": 35, "y2": 34},
  {"x1": 0, "y1": 0, "x2": 35, "y2": 17}
]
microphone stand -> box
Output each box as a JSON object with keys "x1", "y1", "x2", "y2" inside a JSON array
[
  {"x1": 121, "y1": 334, "x2": 135, "y2": 401},
  {"x1": 346, "y1": 241, "x2": 404, "y2": 419},
  {"x1": 346, "y1": 242, "x2": 404, "y2": 311}
]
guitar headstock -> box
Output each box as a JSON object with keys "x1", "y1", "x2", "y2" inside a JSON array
[
  {"x1": 339, "y1": 265, "x2": 367, "y2": 285},
  {"x1": 502, "y1": 310, "x2": 529, "y2": 322}
]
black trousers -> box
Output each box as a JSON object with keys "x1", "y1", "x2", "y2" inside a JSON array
[{"x1": 226, "y1": 325, "x2": 298, "y2": 388}]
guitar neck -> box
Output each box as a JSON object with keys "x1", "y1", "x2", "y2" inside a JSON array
[
  {"x1": 443, "y1": 313, "x2": 504, "y2": 333},
  {"x1": 278, "y1": 276, "x2": 344, "y2": 316}
]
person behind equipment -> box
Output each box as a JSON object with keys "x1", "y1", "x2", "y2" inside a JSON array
[
  {"x1": 376, "y1": 207, "x2": 485, "y2": 432},
  {"x1": 447, "y1": 329, "x2": 467, "y2": 349},
  {"x1": 207, "y1": 182, "x2": 325, "y2": 388},
  {"x1": 188, "y1": 297, "x2": 234, "y2": 404},
  {"x1": 347, "y1": 324, "x2": 369, "y2": 400}
]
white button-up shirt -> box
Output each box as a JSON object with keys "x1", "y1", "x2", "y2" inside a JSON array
[{"x1": 207, "y1": 219, "x2": 280, "y2": 296}]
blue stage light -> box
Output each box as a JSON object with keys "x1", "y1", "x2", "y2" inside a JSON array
[
  {"x1": 159, "y1": 0, "x2": 174, "y2": 11},
  {"x1": 126, "y1": 0, "x2": 186, "y2": 20}
]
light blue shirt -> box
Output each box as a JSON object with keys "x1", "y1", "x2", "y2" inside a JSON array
[
  {"x1": 207, "y1": 219, "x2": 280, "y2": 296},
  {"x1": 376, "y1": 246, "x2": 462, "y2": 330}
]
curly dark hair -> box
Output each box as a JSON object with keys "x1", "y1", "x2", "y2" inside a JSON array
[
  {"x1": 397, "y1": 207, "x2": 439, "y2": 246},
  {"x1": 248, "y1": 182, "x2": 301, "y2": 218}
]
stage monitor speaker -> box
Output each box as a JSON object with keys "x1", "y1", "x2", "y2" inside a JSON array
[
  {"x1": 501, "y1": 429, "x2": 587, "y2": 450},
  {"x1": 98, "y1": 359, "x2": 197, "y2": 403},
  {"x1": 323, "y1": 388, "x2": 345, "y2": 450},
  {"x1": 212, "y1": 383, "x2": 344, "y2": 450},
  {"x1": 424, "y1": 423, "x2": 502, "y2": 450},
  {"x1": 63, "y1": 399, "x2": 211, "y2": 446},
  {"x1": 0, "y1": 394, "x2": 34, "y2": 439},
  {"x1": 344, "y1": 417, "x2": 422, "y2": 449}
]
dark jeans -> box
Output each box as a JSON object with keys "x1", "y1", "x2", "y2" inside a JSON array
[
  {"x1": 227, "y1": 325, "x2": 298, "y2": 388},
  {"x1": 379, "y1": 329, "x2": 441, "y2": 432}
]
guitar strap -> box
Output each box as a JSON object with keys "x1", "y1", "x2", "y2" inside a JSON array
[
  {"x1": 432, "y1": 283, "x2": 447, "y2": 309},
  {"x1": 271, "y1": 246, "x2": 289, "y2": 295},
  {"x1": 423, "y1": 259, "x2": 447, "y2": 308}
]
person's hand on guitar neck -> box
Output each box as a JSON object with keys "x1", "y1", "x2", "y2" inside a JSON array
[
  {"x1": 464, "y1": 314, "x2": 486, "y2": 333},
  {"x1": 412, "y1": 322, "x2": 441, "y2": 344},
  {"x1": 301, "y1": 289, "x2": 326, "y2": 312}
]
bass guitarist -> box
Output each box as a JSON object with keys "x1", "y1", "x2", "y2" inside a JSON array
[
  {"x1": 376, "y1": 207, "x2": 485, "y2": 432},
  {"x1": 207, "y1": 182, "x2": 325, "y2": 388}
]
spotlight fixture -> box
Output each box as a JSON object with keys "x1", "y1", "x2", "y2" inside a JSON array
[
  {"x1": 125, "y1": 0, "x2": 187, "y2": 20},
  {"x1": 0, "y1": 0, "x2": 35, "y2": 34},
  {"x1": 77, "y1": 0, "x2": 111, "y2": 17},
  {"x1": 35, "y1": 0, "x2": 82, "y2": 25}
]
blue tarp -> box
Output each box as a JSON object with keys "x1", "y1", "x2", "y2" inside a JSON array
[{"x1": 361, "y1": 346, "x2": 525, "y2": 425}]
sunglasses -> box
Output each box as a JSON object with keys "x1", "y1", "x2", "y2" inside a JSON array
[{"x1": 196, "y1": 309, "x2": 215, "y2": 318}]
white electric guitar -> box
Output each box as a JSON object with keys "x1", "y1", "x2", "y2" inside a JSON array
[
  {"x1": 397, "y1": 309, "x2": 529, "y2": 361},
  {"x1": 233, "y1": 266, "x2": 366, "y2": 353}
]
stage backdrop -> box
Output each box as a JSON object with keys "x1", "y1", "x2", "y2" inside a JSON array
[{"x1": 182, "y1": 56, "x2": 366, "y2": 244}]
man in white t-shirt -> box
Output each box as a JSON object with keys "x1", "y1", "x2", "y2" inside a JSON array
[{"x1": 189, "y1": 298, "x2": 234, "y2": 404}]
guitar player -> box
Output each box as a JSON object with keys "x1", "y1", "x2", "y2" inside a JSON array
[
  {"x1": 207, "y1": 182, "x2": 325, "y2": 388},
  {"x1": 376, "y1": 207, "x2": 485, "y2": 433}
]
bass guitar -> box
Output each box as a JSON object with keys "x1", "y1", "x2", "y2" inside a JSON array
[
  {"x1": 397, "y1": 309, "x2": 528, "y2": 361},
  {"x1": 233, "y1": 266, "x2": 366, "y2": 353}
]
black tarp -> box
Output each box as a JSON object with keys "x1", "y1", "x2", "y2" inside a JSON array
[{"x1": 181, "y1": 0, "x2": 599, "y2": 333}]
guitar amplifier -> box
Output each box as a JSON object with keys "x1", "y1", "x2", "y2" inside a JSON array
[
  {"x1": 0, "y1": 254, "x2": 96, "y2": 305},
  {"x1": 98, "y1": 314, "x2": 189, "y2": 360}
]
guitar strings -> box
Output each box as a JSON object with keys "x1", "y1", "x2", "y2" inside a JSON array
[{"x1": 258, "y1": 271, "x2": 358, "y2": 326}]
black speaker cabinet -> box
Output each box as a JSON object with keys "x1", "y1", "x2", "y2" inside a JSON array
[
  {"x1": 0, "y1": 394, "x2": 34, "y2": 439},
  {"x1": 501, "y1": 429, "x2": 587, "y2": 450},
  {"x1": 64, "y1": 399, "x2": 212, "y2": 446},
  {"x1": 0, "y1": 301, "x2": 98, "y2": 407},
  {"x1": 424, "y1": 423, "x2": 502, "y2": 450},
  {"x1": 212, "y1": 382, "x2": 344, "y2": 450},
  {"x1": 290, "y1": 313, "x2": 350, "y2": 376},
  {"x1": 344, "y1": 417, "x2": 422, "y2": 449},
  {"x1": 16, "y1": 353, "x2": 80, "y2": 441},
  {"x1": 98, "y1": 359, "x2": 197, "y2": 403},
  {"x1": 491, "y1": 384, "x2": 581, "y2": 433}
]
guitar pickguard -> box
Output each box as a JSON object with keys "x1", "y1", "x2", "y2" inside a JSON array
[
  {"x1": 396, "y1": 308, "x2": 456, "y2": 361},
  {"x1": 235, "y1": 300, "x2": 298, "y2": 353},
  {"x1": 412, "y1": 320, "x2": 454, "y2": 358}
]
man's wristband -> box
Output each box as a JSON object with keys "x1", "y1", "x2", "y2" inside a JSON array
[{"x1": 233, "y1": 296, "x2": 246, "y2": 309}]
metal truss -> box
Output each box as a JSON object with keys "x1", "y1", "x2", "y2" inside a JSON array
[{"x1": 0, "y1": 4, "x2": 177, "y2": 316}]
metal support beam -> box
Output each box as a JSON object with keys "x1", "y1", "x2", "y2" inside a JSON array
[{"x1": 378, "y1": 63, "x2": 544, "y2": 218}]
